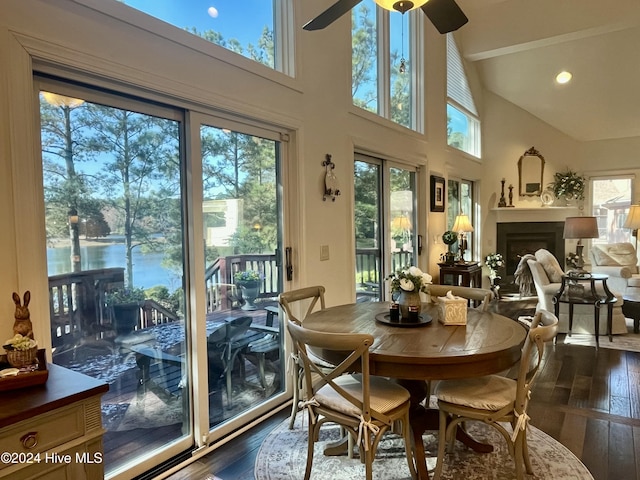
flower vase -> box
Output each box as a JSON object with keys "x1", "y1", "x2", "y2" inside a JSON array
[
  {"x1": 239, "y1": 281, "x2": 260, "y2": 310},
  {"x1": 397, "y1": 290, "x2": 422, "y2": 319}
]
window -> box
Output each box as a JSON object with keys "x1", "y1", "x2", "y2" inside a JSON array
[
  {"x1": 591, "y1": 176, "x2": 634, "y2": 244},
  {"x1": 119, "y1": 0, "x2": 291, "y2": 74},
  {"x1": 352, "y1": 0, "x2": 421, "y2": 130},
  {"x1": 447, "y1": 34, "x2": 480, "y2": 157}
]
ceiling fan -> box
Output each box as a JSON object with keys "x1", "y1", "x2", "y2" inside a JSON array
[{"x1": 303, "y1": 0, "x2": 468, "y2": 34}]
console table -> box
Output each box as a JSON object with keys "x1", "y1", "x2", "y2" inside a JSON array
[
  {"x1": 0, "y1": 363, "x2": 108, "y2": 479},
  {"x1": 439, "y1": 263, "x2": 482, "y2": 288},
  {"x1": 552, "y1": 273, "x2": 616, "y2": 346}
]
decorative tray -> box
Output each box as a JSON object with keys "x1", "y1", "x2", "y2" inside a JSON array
[
  {"x1": 375, "y1": 313, "x2": 432, "y2": 328},
  {"x1": 0, "y1": 349, "x2": 48, "y2": 392}
]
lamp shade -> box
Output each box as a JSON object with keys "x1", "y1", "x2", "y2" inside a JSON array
[
  {"x1": 374, "y1": 0, "x2": 429, "y2": 13},
  {"x1": 452, "y1": 214, "x2": 474, "y2": 233},
  {"x1": 563, "y1": 216, "x2": 599, "y2": 239},
  {"x1": 623, "y1": 205, "x2": 640, "y2": 230}
]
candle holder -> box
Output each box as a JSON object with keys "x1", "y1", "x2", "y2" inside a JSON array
[{"x1": 498, "y1": 179, "x2": 507, "y2": 207}]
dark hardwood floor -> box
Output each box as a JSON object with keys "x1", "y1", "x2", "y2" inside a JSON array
[{"x1": 164, "y1": 299, "x2": 640, "y2": 480}]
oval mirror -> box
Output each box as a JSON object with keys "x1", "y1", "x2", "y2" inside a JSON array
[{"x1": 518, "y1": 147, "x2": 545, "y2": 197}]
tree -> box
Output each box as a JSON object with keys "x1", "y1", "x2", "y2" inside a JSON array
[{"x1": 82, "y1": 104, "x2": 181, "y2": 287}]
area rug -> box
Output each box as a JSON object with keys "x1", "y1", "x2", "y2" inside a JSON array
[{"x1": 255, "y1": 415, "x2": 593, "y2": 480}]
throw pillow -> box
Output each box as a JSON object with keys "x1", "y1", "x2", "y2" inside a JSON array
[{"x1": 535, "y1": 249, "x2": 564, "y2": 283}]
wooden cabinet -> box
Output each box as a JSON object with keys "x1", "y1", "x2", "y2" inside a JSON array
[{"x1": 0, "y1": 364, "x2": 108, "y2": 479}]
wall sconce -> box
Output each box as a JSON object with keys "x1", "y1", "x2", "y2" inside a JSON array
[{"x1": 323, "y1": 154, "x2": 340, "y2": 201}]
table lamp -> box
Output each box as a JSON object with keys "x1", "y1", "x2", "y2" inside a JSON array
[
  {"x1": 563, "y1": 216, "x2": 599, "y2": 276},
  {"x1": 452, "y1": 213, "x2": 474, "y2": 263},
  {"x1": 623, "y1": 204, "x2": 640, "y2": 252}
]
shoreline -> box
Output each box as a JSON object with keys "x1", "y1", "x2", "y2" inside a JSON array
[{"x1": 48, "y1": 237, "x2": 125, "y2": 248}]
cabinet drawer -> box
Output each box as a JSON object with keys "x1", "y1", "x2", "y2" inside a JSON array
[{"x1": 0, "y1": 405, "x2": 83, "y2": 467}]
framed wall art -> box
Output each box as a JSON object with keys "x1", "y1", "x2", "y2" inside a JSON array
[{"x1": 430, "y1": 175, "x2": 445, "y2": 212}]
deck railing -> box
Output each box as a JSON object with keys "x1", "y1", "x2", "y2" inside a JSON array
[{"x1": 355, "y1": 248, "x2": 414, "y2": 301}]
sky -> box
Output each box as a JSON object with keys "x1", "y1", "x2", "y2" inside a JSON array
[{"x1": 122, "y1": 0, "x2": 273, "y2": 47}]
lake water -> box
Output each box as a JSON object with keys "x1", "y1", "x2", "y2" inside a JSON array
[{"x1": 47, "y1": 242, "x2": 182, "y2": 291}]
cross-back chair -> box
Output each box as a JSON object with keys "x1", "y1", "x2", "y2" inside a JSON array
[
  {"x1": 427, "y1": 284, "x2": 494, "y2": 311},
  {"x1": 278, "y1": 285, "x2": 327, "y2": 429},
  {"x1": 287, "y1": 321, "x2": 417, "y2": 480},
  {"x1": 433, "y1": 309, "x2": 558, "y2": 480}
]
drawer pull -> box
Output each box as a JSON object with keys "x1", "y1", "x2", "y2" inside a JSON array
[{"x1": 20, "y1": 432, "x2": 38, "y2": 449}]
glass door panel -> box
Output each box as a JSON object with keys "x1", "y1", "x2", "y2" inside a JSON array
[
  {"x1": 38, "y1": 82, "x2": 189, "y2": 476},
  {"x1": 354, "y1": 160, "x2": 382, "y2": 301},
  {"x1": 199, "y1": 123, "x2": 284, "y2": 430},
  {"x1": 354, "y1": 157, "x2": 417, "y2": 301}
]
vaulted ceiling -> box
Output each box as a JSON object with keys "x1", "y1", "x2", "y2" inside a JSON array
[{"x1": 456, "y1": 0, "x2": 640, "y2": 142}]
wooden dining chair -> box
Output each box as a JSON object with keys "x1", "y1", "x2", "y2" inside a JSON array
[
  {"x1": 278, "y1": 286, "x2": 327, "y2": 429},
  {"x1": 432, "y1": 309, "x2": 558, "y2": 480},
  {"x1": 427, "y1": 284, "x2": 494, "y2": 311},
  {"x1": 287, "y1": 321, "x2": 417, "y2": 480}
]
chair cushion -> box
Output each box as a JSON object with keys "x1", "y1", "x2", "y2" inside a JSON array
[
  {"x1": 434, "y1": 375, "x2": 516, "y2": 411},
  {"x1": 316, "y1": 374, "x2": 410, "y2": 418},
  {"x1": 592, "y1": 243, "x2": 638, "y2": 267},
  {"x1": 535, "y1": 249, "x2": 564, "y2": 283}
]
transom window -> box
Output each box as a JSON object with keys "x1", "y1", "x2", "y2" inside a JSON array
[
  {"x1": 120, "y1": 0, "x2": 290, "y2": 73},
  {"x1": 447, "y1": 34, "x2": 480, "y2": 157}
]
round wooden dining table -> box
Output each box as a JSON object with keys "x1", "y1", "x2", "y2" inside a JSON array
[{"x1": 304, "y1": 301, "x2": 528, "y2": 480}]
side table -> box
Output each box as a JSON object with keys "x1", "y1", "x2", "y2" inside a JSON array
[
  {"x1": 553, "y1": 273, "x2": 616, "y2": 346},
  {"x1": 439, "y1": 262, "x2": 482, "y2": 288},
  {"x1": 621, "y1": 288, "x2": 640, "y2": 334}
]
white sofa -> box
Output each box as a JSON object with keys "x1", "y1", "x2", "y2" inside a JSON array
[
  {"x1": 589, "y1": 242, "x2": 640, "y2": 294},
  {"x1": 526, "y1": 249, "x2": 627, "y2": 335}
]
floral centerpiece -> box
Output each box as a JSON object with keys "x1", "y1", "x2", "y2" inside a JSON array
[
  {"x1": 387, "y1": 266, "x2": 432, "y2": 318},
  {"x1": 549, "y1": 169, "x2": 586, "y2": 200},
  {"x1": 566, "y1": 252, "x2": 580, "y2": 269},
  {"x1": 485, "y1": 252, "x2": 504, "y2": 280}
]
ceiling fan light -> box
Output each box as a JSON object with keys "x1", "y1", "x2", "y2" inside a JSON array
[{"x1": 374, "y1": 0, "x2": 429, "y2": 14}]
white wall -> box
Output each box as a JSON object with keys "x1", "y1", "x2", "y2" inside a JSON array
[{"x1": 0, "y1": 0, "x2": 637, "y2": 347}]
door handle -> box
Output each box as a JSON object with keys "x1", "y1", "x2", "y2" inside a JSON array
[
  {"x1": 285, "y1": 247, "x2": 293, "y2": 281},
  {"x1": 418, "y1": 234, "x2": 423, "y2": 255}
]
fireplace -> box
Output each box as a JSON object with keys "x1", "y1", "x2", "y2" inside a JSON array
[{"x1": 496, "y1": 222, "x2": 565, "y2": 293}]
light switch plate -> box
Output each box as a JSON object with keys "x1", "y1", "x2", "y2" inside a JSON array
[{"x1": 320, "y1": 245, "x2": 330, "y2": 261}]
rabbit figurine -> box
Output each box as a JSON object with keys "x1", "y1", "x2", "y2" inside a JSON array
[{"x1": 13, "y1": 291, "x2": 34, "y2": 339}]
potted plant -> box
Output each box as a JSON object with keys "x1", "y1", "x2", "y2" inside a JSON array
[
  {"x1": 234, "y1": 270, "x2": 262, "y2": 311},
  {"x1": 549, "y1": 169, "x2": 586, "y2": 204},
  {"x1": 106, "y1": 286, "x2": 146, "y2": 335}
]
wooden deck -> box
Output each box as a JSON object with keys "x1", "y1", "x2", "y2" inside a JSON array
[{"x1": 52, "y1": 301, "x2": 282, "y2": 473}]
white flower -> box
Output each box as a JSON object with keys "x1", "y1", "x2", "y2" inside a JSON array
[
  {"x1": 399, "y1": 278, "x2": 415, "y2": 291},
  {"x1": 421, "y1": 273, "x2": 433, "y2": 285},
  {"x1": 408, "y1": 266, "x2": 423, "y2": 277}
]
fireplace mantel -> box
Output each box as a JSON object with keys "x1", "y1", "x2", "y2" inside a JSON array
[{"x1": 491, "y1": 206, "x2": 580, "y2": 223}]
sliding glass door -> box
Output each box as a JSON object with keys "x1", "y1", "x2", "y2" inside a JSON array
[
  {"x1": 354, "y1": 155, "x2": 417, "y2": 301},
  {"x1": 36, "y1": 77, "x2": 287, "y2": 478}
]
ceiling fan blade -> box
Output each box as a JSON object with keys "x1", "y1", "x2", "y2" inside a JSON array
[
  {"x1": 303, "y1": 0, "x2": 364, "y2": 31},
  {"x1": 421, "y1": 0, "x2": 468, "y2": 34}
]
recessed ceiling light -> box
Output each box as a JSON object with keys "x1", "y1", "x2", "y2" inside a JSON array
[{"x1": 555, "y1": 71, "x2": 572, "y2": 84}]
